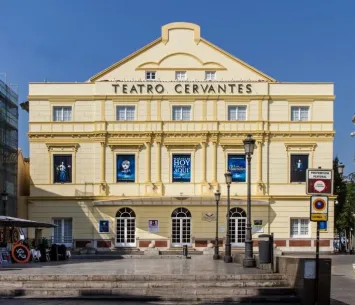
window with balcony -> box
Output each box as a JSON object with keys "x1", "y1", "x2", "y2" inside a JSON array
[
  {"x1": 172, "y1": 106, "x2": 191, "y2": 121},
  {"x1": 290, "y1": 218, "x2": 310, "y2": 238},
  {"x1": 205, "y1": 71, "x2": 216, "y2": 80},
  {"x1": 228, "y1": 106, "x2": 247, "y2": 121},
  {"x1": 175, "y1": 71, "x2": 187, "y2": 80},
  {"x1": 53, "y1": 106, "x2": 72, "y2": 122},
  {"x1": 116, "y1": 106, "x2": 135, "y2": 121},
  {"x1": 53, "y1": 218, "x2": 73, "y2": 246},
  {"x1": 291, "y1": 106, "x2": 309, "y2": 121},
  {"x1": 145, "y1": 71, "x2": 156, "y2": 80}
]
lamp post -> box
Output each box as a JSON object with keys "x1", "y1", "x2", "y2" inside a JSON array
[
  {"x1": 224, "y1": 171, "x2": 233, "y2": 263},
  {"x1": 213, "y1": 190, "x2": 221, "y2": 260},
  {"x1": 1, "y1": 190, "x2": 8, "y2": 216},
  {"x1": 338, "y1": 162, "x2": 344, "y2": 178},
  {"x1": 243, "y1": 134, "x2": 256, "y2": 268}
]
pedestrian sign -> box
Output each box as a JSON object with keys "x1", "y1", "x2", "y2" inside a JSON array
[
  {"x1": 310, "y1": 195, "x2": 329, "y2": 222},
  {"x1": 306, "y1": 169, "x2": 333, "y2": 195}
]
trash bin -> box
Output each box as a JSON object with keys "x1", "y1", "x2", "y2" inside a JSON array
[
  {"x1": 258, "y1": 234, "x2": 273, "y2": 264},
  {"x1": 182, "y1": 245, "x2": 188, "y2": 257}
]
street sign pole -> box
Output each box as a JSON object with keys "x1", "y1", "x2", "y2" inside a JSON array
[{"x1": 315, "y1": 221, "x2": 320, "y2": 305}]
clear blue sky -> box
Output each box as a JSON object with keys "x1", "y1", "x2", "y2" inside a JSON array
[{"x1": 1, "y1": 0, "x2": 354, "y2": 174}]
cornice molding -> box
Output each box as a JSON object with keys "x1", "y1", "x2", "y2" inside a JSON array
[
  {"x1": 45, "y1": 143, "x2": 80, "y2": 152},
  {"x1": 284, "y1": 143, "x2": 317, "y2": 151}
]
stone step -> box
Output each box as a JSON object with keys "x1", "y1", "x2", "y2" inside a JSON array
[
  {"x1": 0, "y1": 274, "x2": 285, "y2": 281},
  {"x1": 0, "y1": 287, "x2": 296, "y2": 298},
  {"x1": 1, "y1": 279, "x2": 289, "y2": 289}
]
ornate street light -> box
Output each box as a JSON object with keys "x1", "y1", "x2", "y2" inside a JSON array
[
  {"x1": 1, "y1": 190, "x2": 8, "y2": 216},
  {"x1": 213, "y1": 190, "x2": 221, "y2": 260},
  {"x1": 243, "y1": 134, "x2": 256, "y2": 268},
  {"x1": 338, "y1": 162, "x2": 345, "y2": 178},
  {"x1": 224, "y1": 171, "x2": 233, "y2": 263}
]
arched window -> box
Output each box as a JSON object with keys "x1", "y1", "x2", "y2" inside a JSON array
[
  {"x1": 116, "y1": 207, "x2": 136, "y2": 218},
  {"x1": 229, "y1": 207, "x2": 246, "y2": 218},
  {"x1": 171, "y1": 207, "x2": 191, "y2": 218}
]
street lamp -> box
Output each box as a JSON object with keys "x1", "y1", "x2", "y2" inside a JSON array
[
  {"x1": 224, "y1": 171, "x2": 233, "y2": 263},
  {"x1": 338, "y1": 162, "x2": 345, "y2": 178},
  {"x1": 243, "y1": 134, "x2": 256, "y2": 268},
  {"x1": 213, "y1": 190, "x2": 221, "y2": 260},
  {"x1": 1, "y1": 190, "x2": 8, "y2": 216}
]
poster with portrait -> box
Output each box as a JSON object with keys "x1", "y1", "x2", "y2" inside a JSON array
[
  {"x1": 172, "y1": 154, "x2": 191, "y2": 182},
  {"x1": 290, "y1": 155, "x2": 309, "y2": 182},
  {"x1": 117, "y1": 154, "x2": 135, "y2": 182},
  {"x1": 228, "y1": 154, "x2": 246, "y2": 182},
  {"x1": 148, "y1": 220, "x2": 159, "y2": 233},
  {"x1": 99, "y1": 220, "x2": 109, "y2": 233},
  {"x1": 53, "y1": 155, "x2": 72, "y2": 183}
]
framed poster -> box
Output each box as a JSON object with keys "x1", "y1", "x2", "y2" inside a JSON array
[
  {"x1": 117, "y1": 154, "x2": 135, "y2": 182},
  {"x1": 99, "y1": 220, "x2": 109, "y2": 233},
  {"x1": 228, "y1": 154, "x2": 246, "y2": 182},
  {"x1": 172, "y1": 154, "x2": 191, "y2": 182},
  {"x1": 54, "y1": 155, "x2": 72, "y2": 183},
  {"x1": 290, "y1": 154, "x2": 309, "y2": 182},
  {"x1": 319, "y1": 221, "x2": 328, "y2": 232},
  {"x1": 148, "y1": 220, "x2": 159, "y2": 233}
]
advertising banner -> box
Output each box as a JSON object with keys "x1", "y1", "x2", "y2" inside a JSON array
[
  {"x1": 99, "y1": 220, "x2": 109, "y2": 233},
  {"x1": 117, "y1": 154, "x2": 135, "y2": 182},
  {"x1": 54, "y1": 155, "x2": 72, "y2": 183},
  {"x1": 290, "y1": 155, "x2": 309, "y2": 182},
  {"x1": 172, "y1": 154, "x2": 191, "y2": 182},
  {"x1": 148, "y1": 220, "x2": 159, "y2": 233},
  {"x1": 228, "y1": 155, "x2": 246, "y2": 182}
]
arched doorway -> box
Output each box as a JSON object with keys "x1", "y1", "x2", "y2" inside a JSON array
[
  {"x1": 229, "y1": 207, "x2": 247, "y2": 247},
  {"x1": 115, "y1": 207, "x2": 136, "y2": 247},
  {"x1": 171, "y1": 207, "x2": 191, "y2": 246}
]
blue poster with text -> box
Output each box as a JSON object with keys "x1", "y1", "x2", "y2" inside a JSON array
[
  {"x1": 228, "y1": 155, "x2": 246, "y2": 182},
  {"x1": 172, "y1": 154, "x2": 191, "y2": 182},
  {"x1": 117, "y1": 154, "x2": 135, "y2": 182}
]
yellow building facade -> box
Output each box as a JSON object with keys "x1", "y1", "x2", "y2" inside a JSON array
[{"x1": 27, "y1": 22, "x2": 335, "y2": 253}]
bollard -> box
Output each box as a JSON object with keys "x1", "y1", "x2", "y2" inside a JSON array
[{"x1": 183, "y1": 245, "x2": 188, "y2": 257}]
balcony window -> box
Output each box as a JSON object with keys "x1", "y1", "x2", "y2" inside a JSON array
[
  {"x1": 172, "y1": 106, "x2": 191, "y2": 121},
  {"x1": 290, "y1": 218, "x2": 310, "y2": 238},
  {"x1": 116, "y1": 106, "x2": 135, "y2": 121},
  {"x1": 175, "y1": 71, "x2": 187, "y2": 81},
  {"x1": 53, "y1": 107, "x2": 72, "y2": 122},
  {"x1": 145, "y1": 71, "x2": 156, "y2": 80},
  {"x1": 205, "y1": 71, "x2": 216, "y2": 80},
  {"x1": 228, "y1": 106, "x2": 247, "y2": 121},
  {"x1": 291, "y1": 106, "x2": 309, "y2": 121}
]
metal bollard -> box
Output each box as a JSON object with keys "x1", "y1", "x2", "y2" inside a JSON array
[{"x1": 183, "y1": 245, "x2": 188, "y2": 257}]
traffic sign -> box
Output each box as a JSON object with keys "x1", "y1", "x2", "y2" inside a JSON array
[
  {"x1": 310, "y1": 195, "x2": 329, "y2": 222},
  {"x1": 306, "y1": 169, "x2": 333, "y2": 195}
]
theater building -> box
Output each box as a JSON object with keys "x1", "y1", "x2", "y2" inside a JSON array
[{"x1": 26, "y1": 22, "x2": 335, "y2": 253}]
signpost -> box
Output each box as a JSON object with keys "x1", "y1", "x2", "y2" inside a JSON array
[{"x1": 306, "y1": 168, "x2": 332, "y2": 305}]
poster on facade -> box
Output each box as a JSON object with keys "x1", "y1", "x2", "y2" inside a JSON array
[
  {"x1": 290, "y1": 155, "x2": 309, "y2": 182},
  {"x1": 228, "y1": 155, "x2": 246, "y2": 182},
  {"x1": 319, "y1": 221, "x2": 328, "y2": 232},
  {"x1": 172, "y1": 154, "x2": 191, "y2": 182},
  {"x1": 117, "y1": 154, "x2": 135, "y2": 182},
  {"x1": 148, "y1": 220, "x2": 159, "y2": 233},
  {"x1": 53, "y1": 155, "x2": 72, "y2": 183},
  {"x1": 99, "y1": 220, "x2": 109, "y2": 233}
]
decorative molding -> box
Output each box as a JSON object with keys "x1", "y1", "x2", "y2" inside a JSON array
[
  {"x1": 108, "y1": 143, "x2": 144, "y2": 152},
  {"x1": 284, "y1": 143, "x2": 317, "y2": 151},
  {"x1": 45, "y1": 143, "x2": 80, "y2": 152},
  {"x1": 162, "y1": 22, "x2": 201, "y2": 44}
]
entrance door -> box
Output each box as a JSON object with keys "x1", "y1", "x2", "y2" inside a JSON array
[
  {"x1": 171, "y1": 207, "x2": 191, "y2": 246},
  {"x1": 115, "y1": 208, "x2": 136, "y2": 247},
  {"x1": 229, "y1": 207, "x2": 247, "y2": 247}
]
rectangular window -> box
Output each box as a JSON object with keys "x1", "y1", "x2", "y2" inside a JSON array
[
  {"x1": 290, "y1": 218, "x2": 310, "y2": 238},
  {"x1": 53, "y1": 218, "x2": 73, "y2": 244},
  {"x1": 228, "y1": 155, "x2": 246, "y2": 182},
  {"x1": 117, "y1": 154, "x2": 135, "y2": 182},
  {"x1": 172, "y1": 106, "x2": 191, "y2": 121},
  {"x1": 228, "y1": 106, "x2": 247, "y2": 121},
  {"x1": 53, "y1": 106, "x2": 72, "y2": 122},
  {"x1": 53, "y1": 155, "x2": 72, "y2": 183},
  {"x1": 175, "y1": 71, "x2": 187, "y2": 80},
  {"x1": 116, "y1": 106, "x2": 135, "y2": 121},
  {"x1": 291, "y1": 106, "x2": 309, "y2": 121},
  {"x1": 205, "y1": 71, "x2": 216, "y2": 80},
  {"x1": 290, "y1": 154, "x2": 309, "y2": 182},
  {"x1": 172, "y1": 154, "x2": 191, "y2": 182},
  {"x1": 145, "y1": 71, "x2": 156, "y2": 80}
]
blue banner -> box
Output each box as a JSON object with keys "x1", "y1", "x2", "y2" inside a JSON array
[
  {"x1": 172, "y1": 154, "x2": 191, "y2": 182},
  {"x1": 228, "y1": 155, "x2": 246, "y2": 182},
  {"x1": 117, "y1": 154, "x2": 135, "y2": 182},
  {"x1": 319, "y1": 221, "x2": 327, "y2": 232},
  {"x1": 54, "y1": 155, "x2": 72, "y2": 183}
]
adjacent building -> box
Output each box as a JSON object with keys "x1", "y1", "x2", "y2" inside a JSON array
[
  {"x1": 0, "y1": 78, "x2": 18, "y2": 217},
  {"x1": 26, "y1": 22, "x2": 335, "y2": 252}
]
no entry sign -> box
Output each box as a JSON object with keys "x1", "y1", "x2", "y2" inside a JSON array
[
  {"x1": 310, "y1": 195, "x2": 329, "y2": 222},
  {"x1": 306, "y1": 169, "x2": 333, "y2": 195}
]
